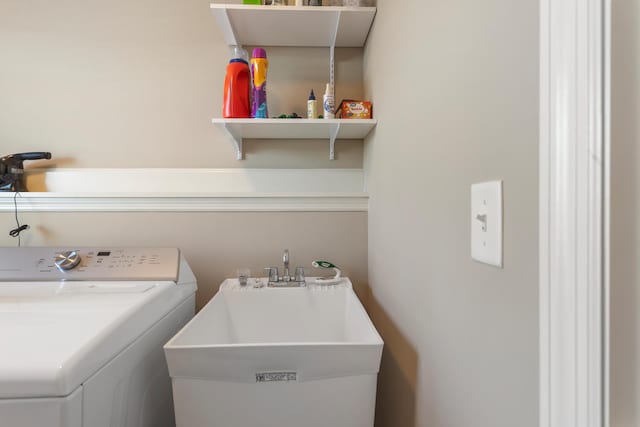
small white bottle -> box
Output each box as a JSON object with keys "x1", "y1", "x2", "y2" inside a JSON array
[
  {"x1": 322, "y1": 83, "x2": 335, "y2": 119},
  {"x1": 307, "y1": 89, "x2": 318, "y2": 119}
]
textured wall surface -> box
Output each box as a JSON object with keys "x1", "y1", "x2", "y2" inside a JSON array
[
  {"x1": 0, "y1": 211, "x2": 368, "y2": 310},
  {"x1": 363, "y1": 0, "x2": 539, "y2": 425},
  {"x1": 611, "y1": 1, "x2": 640, "y2": 425}
]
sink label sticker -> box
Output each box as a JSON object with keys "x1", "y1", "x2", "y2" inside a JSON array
[{"x1": 255, "y1": 372, "x2": 297, "y2": 383}]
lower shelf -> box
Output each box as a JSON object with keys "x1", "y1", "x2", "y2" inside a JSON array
[{"x1": 211, "y1": 118, "x2": 377, "y2": 160}]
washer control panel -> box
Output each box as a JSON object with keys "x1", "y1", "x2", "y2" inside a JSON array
[{"x1": 0, "y1": 247, "x2": 180, "y2": 282}]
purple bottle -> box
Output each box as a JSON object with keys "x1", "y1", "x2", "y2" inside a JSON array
[{"x1": 250, "y1": 48, "x2": 269, "y2": 118}]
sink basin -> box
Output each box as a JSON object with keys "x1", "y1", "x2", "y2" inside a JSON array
[{"x1": 164, "y1": 278, "x2": 383, "y2": 427}]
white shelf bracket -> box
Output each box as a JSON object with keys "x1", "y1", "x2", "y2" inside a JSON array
[
  {"x1": 329, "y1": 122, "x2": 341, "y2": 160},
  {"x1": 221, "y1": 9, "x2": 238, "y2": 46},
  {"x1": 234, "y1": 138, "x2": 244, "y2": 160},
  {"x1": 222, "y1": 123, "x2": 244, "y2": 160}
]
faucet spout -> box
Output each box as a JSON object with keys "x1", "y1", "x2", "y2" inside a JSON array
[{"x1": 283, "y1": 249, "x2": 290, "y2": 282}]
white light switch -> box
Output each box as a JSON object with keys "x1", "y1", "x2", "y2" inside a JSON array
[{"x1": 471, "y1": 181, "x2": 503, "y2": 268}]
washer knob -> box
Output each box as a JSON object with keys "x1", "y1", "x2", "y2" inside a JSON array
[{"x1": 55, "y1": 251, "x2": 81, "y2": 271}]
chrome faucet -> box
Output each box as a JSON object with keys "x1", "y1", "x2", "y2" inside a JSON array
[
  {"x1": 282, "y1": 249, "x2": 290, "y2": 282},
  {"x1": 264, "y1": 249, "x2": 305, "y2": 287}
]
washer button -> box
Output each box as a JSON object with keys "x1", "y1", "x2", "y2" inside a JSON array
[{"x1": 55, "y1": 251, "x2": 81, "y2": 271}]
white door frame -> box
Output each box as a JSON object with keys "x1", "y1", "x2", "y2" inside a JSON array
[{"x1": 539, "y1": 0, "x2": 610, "y2": 426}]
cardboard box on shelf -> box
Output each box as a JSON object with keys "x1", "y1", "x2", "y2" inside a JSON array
[{"x1": 336, "y1": 100, "x2": 372, "y2": 119}]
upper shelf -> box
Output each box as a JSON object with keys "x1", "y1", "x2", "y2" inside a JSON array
[
  {"x1": 210, "y1": 4, "x2": 377, "y2": 47},
  {"x1": 212, "y1": 118, "x2": 377, "y2": 160},
  {"x1": 212, "y1": 118, "x2": 376, "y2": 139}
]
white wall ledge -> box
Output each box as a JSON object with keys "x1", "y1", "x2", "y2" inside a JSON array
[
  {"x1": 0, "y1": 169, "x2": 368, "y2": 212},
  {"x1": 0, "y1": 193, "x2": 368, "y2": 212}
]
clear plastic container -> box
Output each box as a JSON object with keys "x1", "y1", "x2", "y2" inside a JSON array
[{"x1": 342, "y1": 0, "x2": 374, "y2": 6}]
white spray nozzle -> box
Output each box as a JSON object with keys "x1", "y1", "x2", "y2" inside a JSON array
[{"x1": 312, "y1": 260, "x2": 341, "y2": 284}]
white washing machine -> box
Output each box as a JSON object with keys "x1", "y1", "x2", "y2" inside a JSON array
[{"x1": 0, "y1": 247, "x2": 197, "y2": 427}]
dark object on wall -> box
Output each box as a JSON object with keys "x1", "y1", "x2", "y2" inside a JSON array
[{"x1": 0, "y1": 152, "x2": 52, "y2": 192}]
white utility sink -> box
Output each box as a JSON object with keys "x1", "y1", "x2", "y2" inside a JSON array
[{"x1": 164, "y1": 277, "x2": 383, "y2": 427}]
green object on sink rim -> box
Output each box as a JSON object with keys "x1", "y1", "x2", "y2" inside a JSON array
[{"x1": 312, "y1": 260, "x2": 337, "y2": 269}]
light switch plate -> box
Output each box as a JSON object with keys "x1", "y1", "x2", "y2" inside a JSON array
[{"x1": 471, "y1": 180, "x2": 503, "y2": 268}]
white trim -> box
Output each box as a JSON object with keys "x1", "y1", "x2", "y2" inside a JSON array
[
  {"x1": 0, "y1": 193, "x2": 368, "y2": 212},
  {"x1": 540, "y1": 0, "x2": 607, "y2": 426}
]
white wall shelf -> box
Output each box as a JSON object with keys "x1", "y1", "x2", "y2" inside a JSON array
[
  {"x1": 0, "y1": 168, "x2": 368, "y2": 212},
  {"x1": 209, "y1": 4, "x2": 377, "y2": 160},
  {"x1": 209, "y1": 4, "x2": 377, "y2": 47},
  {"x1": 212, "y1": 118, "x2": 377, "y2": 160}
]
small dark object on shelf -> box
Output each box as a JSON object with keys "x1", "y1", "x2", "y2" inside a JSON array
[
  {"x1": 275, "y1": 113, "x2": 302, "y2": 119},
  {"x1": 0, "y1": 152, "x2": 52, "y2": 192}
]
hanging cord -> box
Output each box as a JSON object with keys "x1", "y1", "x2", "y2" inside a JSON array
[{"x1": 9, "y1": 192, "x2": 29, "y2": 246}]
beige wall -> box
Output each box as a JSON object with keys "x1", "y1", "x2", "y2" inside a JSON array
[
  {"x1": 0, "y1": 211, "x2": 368, "y2": 309},
  {"x1": 0, "y1": 2, "x2": 370, "y2": 316},
  {"x1": 0, "y1": 0, "x2": 364, "y2": 167},
  {"x1": 611, "y1": 0, "x2": 640, "y2": 425},
  {"x1": 363, "y1": 0, "x2": 539, "y2": 426}
]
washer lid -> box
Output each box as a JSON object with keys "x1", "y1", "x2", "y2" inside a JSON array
[{"x1": 0, "y1": 280, "x2": 192, "y2": 399}]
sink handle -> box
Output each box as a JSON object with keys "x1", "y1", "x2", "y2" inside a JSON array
[{"x1": 264, "y1": 266, "x2": 279, "y2": 283}]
